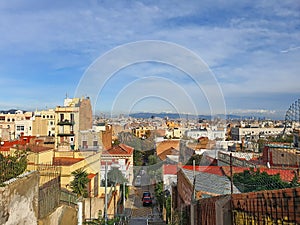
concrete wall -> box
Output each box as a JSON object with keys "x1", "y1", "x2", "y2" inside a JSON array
[
  {"x1": 38, "y1": 205, "x2": 77, "y2": 225},
  {"x1": 0, "y1": 171, "x2": 39, "y2": 225}
]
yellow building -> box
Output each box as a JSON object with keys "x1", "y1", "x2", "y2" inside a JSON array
[
  {"x1": 55, "y1": 97, "x2": 92, "y2": 151},
  {"x1": 132, "y1": 126, "x2": 154, "y2": 139},
  {"x1": 32, "y1": 109, "x2": 55, "y2": 137}
]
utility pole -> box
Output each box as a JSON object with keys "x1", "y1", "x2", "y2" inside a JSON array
[
  {"x1": 123, "y1": 182, "x2": 126, "y2": 215},
  {"x1": 191, "y1": 160, "x2": 195, "y2": 225},
  {"x1": 230, "y1": 153, "x2": 233, "y2": 194},
  {"x1": 104, "y1": 161, "x2": 108, "y2": 225}
]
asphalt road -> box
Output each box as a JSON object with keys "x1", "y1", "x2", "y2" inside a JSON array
[{"x1": 126, "y1": 171, "x2": 165, "y2": 225}]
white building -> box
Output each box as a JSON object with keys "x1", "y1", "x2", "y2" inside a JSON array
[
  {"x1": 185, "y1": 127, "x2": 226, "y2": 140},
  {"x1": 231, "y1": 127, "x2": 285, "y2": 141}
]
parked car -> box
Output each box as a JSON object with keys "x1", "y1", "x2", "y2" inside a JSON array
[
  {"x1": 142, "y1": 191, "x2": 151, "y2": 200},
  {"x1": 142, "y1": 196, "x2": 152, "y2": 206}
]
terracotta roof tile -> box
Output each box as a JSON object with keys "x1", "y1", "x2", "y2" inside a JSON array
[
  {"x1": 53, "y1": 157, "x2": 84, "y2": 166},
  {"x1": 221, "y1": 166, "x2": 298, "y2": 182},
  {"x1": 182, "y1": 165, "x2": 225, "y2": 176},
  {"x1": 156, "y1": 140, "x2": 179, "y2": 155},
  {"x1": 102, "y1": 144, "x2": 134, "y2": 155},
  {"x1": 163, "y1": 164, "x2": 178, "y2": 175}
]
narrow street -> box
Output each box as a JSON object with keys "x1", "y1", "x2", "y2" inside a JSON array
[{"x1": 124, "y1": 170, "x2": 165, "y2": 225}]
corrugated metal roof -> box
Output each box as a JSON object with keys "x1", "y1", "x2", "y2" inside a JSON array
[{"x1": 181, "y1": 168, "x2": 240, "y2": 196}]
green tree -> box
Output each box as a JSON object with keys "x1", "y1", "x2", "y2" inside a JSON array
[
  {"x1": 154, "y1": 181, "x2": 164, "y2": 211},
  {"x1": 133, "y1": 150, "x2": 144, "y2": 166},
  {"x1": 233, "y1": 168, "x2": 299, "y2": 193},
  {"x1": 185, "y1": 154, "x2": 202, "y2": 166},
  {"x1": 148, "y1": 155, "x2": 157, "y2": 165},
  {"x1": 70, "y1": 168, "x2": 90, "y2": 198},
  {"x1": 0, "y1": 151, "x2": 27, "y2": 185},
  {"x1": 107, "y1": 167, "x2": 127, "y2": 185}
]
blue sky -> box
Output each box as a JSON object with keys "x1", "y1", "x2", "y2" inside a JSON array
[{"x1": 0, "y1": 0, "x2": 299, "y2": 119}]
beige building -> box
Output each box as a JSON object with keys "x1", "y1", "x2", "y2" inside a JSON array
[
  {"x1": 0, "y1": 110, "x2": 33, "y2": 140},
  {"x1": 55, "y1": 97, "x2": 92, "y2": 151},
  {"x1": 32, "y1": 109, "x2": 55, "y2": 137}
]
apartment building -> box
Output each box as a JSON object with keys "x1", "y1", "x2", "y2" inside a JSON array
[
  {"x1": 55, "y1": 97, "x2": 92, "y2": 151},
  {"x1": 185, "y1": 127, "x2": 226, "y2": 140},
  {"x1": 231, "y1": 127, "x2": 284, "y2": 141},
  {"x1": 0, "y1": 110, "x2": 33, "y2": 140},
  {"x1": 32, "y1": 109, "x2": 55, "y2": 137}
]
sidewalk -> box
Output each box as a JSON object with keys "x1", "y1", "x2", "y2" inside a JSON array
[{"x1": 124, "y1": 185, "x2": 137, "y2": 217}]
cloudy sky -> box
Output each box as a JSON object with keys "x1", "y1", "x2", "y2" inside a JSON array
[{"x1": 0, "y1": 0, "x2": 299, "y2": 119}]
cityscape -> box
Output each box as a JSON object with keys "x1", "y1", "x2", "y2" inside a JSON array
[{"x1": 1, "y1": 1, "x2": 300, "y2": 225}]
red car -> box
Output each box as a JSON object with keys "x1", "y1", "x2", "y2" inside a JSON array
[{"x1": 142, "y1": 196, "x2": 152, "y2": 206}]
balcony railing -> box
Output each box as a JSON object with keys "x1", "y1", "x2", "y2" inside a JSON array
[
  {"x1": 57, "y1": 131, "x2": 74, "y2": 136},
  {"x1": 57, "y1": 120, "x2": 75, "y2": 125}
]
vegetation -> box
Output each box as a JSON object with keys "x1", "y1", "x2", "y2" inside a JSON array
[
  {"x1": 106, "y1": 167, "x2": 127, "y2": 185},
  {"x1": 0, "y1": 151, "x2": 27, "y2": 186},
  {"x1": 233, "y1": 168, "x2": 299, "y2": 193},
  {"x1": 154, "y1": 181, "x2": 164, "y2": 212},
  {"x1": 148, "y1": 154, "x2": 157, "y2": 165},
  {"x1": 118, "y1": 131, "x2": 155, "y2": 151},
  {"x1": 70, "y1": 168, "x2": 90, "y2": 198},
  {"x1": 185, "y1": 154, "x2": 202, "y2": 166},
  {"x1": 133, "y1": 149, "x2": 144, "y2": 166}
]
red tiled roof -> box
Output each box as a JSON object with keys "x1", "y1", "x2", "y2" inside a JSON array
[
  {"x1": 102, "y1": 144, "x2": 134, "y2": 155},
  {"x1": 0, "y1": 136, "x2": 38, "y2": 152},
  {"x1": 156, "y1": 140, "x2": 179, "y2": 156},
  {"x1": 158, "y1": 147, "x2": 179, "y2": 161},
  {"x1": 53, "y1": 157, "x2": 84, "y2": 166},
  {"x1": 18, "y1": 144, "x2": 53, "y2": 153},
  {"x1": 163, "y1": 164, "x2": 178, "y2": 175},
  {"x1": 182, "y1": 165, "x2": 225, "y2": 176},
  {"x1": 222, "y1": 166, "x2": 298, "y2": 182}
]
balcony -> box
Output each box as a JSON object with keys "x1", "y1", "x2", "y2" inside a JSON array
[
  {"x1": 57, "y1": 120, "x2": 75, "y2": 126},
  {"x1": 57, "y1": 131, "x2": 74, "y2": 136}
]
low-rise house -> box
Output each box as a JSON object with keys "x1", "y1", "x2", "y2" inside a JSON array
[
  {"x1": 176, "y1": 168, "x2": 240, "y2": 208},
  {"x1": 101, "y1": 144, "x2": 134, "y2": 185}
]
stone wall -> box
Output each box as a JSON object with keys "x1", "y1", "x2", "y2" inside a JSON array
[{"x1": 0, "y1": 171, "x2": 39, "y2": 225}]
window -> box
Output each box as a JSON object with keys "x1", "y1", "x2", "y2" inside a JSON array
[
  {"x1": 16, "y1": 126, "x2": 25, "y2": 131},
  {"x1": 70, "y1": 113, "x2": 74, "y2": 122},
  {"x1": 60, "y1": 114, "x2": 64, "y2": 121}
]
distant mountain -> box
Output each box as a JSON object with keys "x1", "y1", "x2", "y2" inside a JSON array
[
  {"x1": 129, "y1": 112, "x2": 211, "y2": 120},
  {"x1": 128, "y1": 112, "x2": 276, "y2": 120}
]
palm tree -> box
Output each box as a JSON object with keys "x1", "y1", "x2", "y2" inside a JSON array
[{"x1": 70, "y1": 168, "x2": 90, "y2": 198}]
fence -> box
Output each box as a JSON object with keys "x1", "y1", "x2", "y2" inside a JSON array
[
  {"x1": 232, "y1": 187, "x2": 300, "y2": 225},
  {"x1": 60, "y1": 188, "x2": 78, "y2": 206},
  {"x1": 182, "y1": 187, "x2": 300, "y2": 225},
  {"x1": 38, "y1": 176, "x2": 61, "y2": 219},
  {"x1": 37, "y1": 163, "x2": 61, "y2": 185}
]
